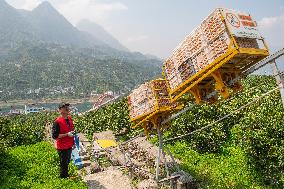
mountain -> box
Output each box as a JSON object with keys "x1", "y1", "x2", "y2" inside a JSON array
[
  {"x1": 0, "y1": 0, "x2": 162, "y2": 100},
  {"x1": 0, "y1": 43, "x2": 162, "y2": 100},
  {"x1": 0, "y1": 0, "x2": 37, "y2": 50},
  {"x1": 144, "y1": 53, "x2": 162, "y2": 61},
  {"x1": 0, "y1": 0, "x2": 160, "y2": 61},
  {"x1": 0, "y1": 1, "x2": 107, "y2": 49},
  {"x1": 30, "y1": 2, "x2": 108, "y2": 48},
  {"x1": 77, "y1": 19, "x2": 128, "y2": 51}
]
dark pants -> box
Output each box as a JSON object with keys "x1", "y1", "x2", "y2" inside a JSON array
[{"x1": 57, "y1": 148, "x2": 72, "y2": 178}]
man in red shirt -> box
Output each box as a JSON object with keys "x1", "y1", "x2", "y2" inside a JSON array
[{"x1": 52, "y1": 103, "x2": 75, "y2": 178}]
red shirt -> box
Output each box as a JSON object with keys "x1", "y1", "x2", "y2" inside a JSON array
[{"x1": 53, "y1": 116, "x2": 74, "y2": 150}]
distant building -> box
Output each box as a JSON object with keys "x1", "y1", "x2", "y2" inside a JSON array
[
  {"x1": 106, "y1": 91, "x2": 114, "y2": 96},
  {"x1": 24, "y1": 105, "x2": 46, "y2": 114},
  {"x1": 9, "y1": 109, "x2": 24, "y2": 115},
  {"x1": 35, "y1": 88, "x2": 41, "y2": 94}
]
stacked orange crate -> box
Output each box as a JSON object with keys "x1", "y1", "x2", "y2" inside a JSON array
[
  {"x1": 185, "y1": 35, "x2": 194, "y2": 55},
  {"x1": 164, "y1": 58, "x2": 182, "y2": 90},
  {"x1": 172, "y1": 48, "x2": 183, "y2": 66},
  {"x1": 208, "y1": 32, "x2": 230, "y2": 62},
  {"x1": 201, "y1": 9, "x2": 229, "y2": 64},
  {"x1": 165, "y1": 29, "x2": 202, "y2": 91},
  {"x1": 235, "y1": 37, "x2": 259, "y2": 49},
  {"x1": 164, "y1": 58, "x2": 176, "y2": 80},
  {"x1": 165, "y1": 58, "x2": 197, "y2": 91},
  {"x1": 128, "y1": 80, "x2": 172, "y2": 120},
  {"x1": 128, "y1": 83, "x2": 155, "y2": 120},
  {"x1": 175, "y1": 40, "x2": 196, "y2": 80},
  {"x1": 168, "y1": 72, "x2": 183, "y2": 90},
  {"x1": 163, "y1": 8, "x2": 265, "y2": 95},
  {"x1": 201, "y1": 9, "x2": 225, "y2": 43},
  {"x1": 177, "y1": 61, "x2": 194, "y2": 80},
  {"x1": 187, "y1": 28, "x2": 203, "y2": 57},
  {"x1": 194, "y1": 49, "x2": 211, "y2": 70},
  {"x1": 176, "y1": 40, "x2": 190, "y2": 65},
  {"x1": 151, "y1": 80, "x2": 171, "y2": 107}
]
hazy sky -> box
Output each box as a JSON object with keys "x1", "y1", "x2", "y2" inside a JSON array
[{"x1": 6, "y1": 0, "x2": 284, "y2": 59}]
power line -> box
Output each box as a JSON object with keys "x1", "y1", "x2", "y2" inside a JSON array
[
  {"x1": 161, "y1": 104, "x2": 195, "y2": 125},
  {"x1": 119, "y1": 66, "x2": 284, "y2": 145},
  {"x1": 164, "y1": 86, "x2": 280, "y2": 143}
]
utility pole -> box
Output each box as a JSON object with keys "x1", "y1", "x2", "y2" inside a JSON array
[{"x1": 270, "y1": 60, "x2": 284, "y2": 107}]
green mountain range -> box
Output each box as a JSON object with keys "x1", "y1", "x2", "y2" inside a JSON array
[{"x1": 0, "y1": 0, "x2": 162, "y2": 100}]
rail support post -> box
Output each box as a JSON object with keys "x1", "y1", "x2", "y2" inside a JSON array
[
  {"x1": 189, "y1": 86, "x2": 202, "y2": 104},
  {"x1": 155, "y1": 127, "x2": 177, "y2": 188},
  {"x1": 211, "y1": 70, "x2": 230, "y2": 99},
  {"x1": 270, "y1": 60, "x2": 284, "y2": 107},
  {"x1": 155, "y1": 127, "x2": 163, "y2": 181}
]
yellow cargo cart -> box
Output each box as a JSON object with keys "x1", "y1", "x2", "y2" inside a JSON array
[
  {"x1": 165, "y1": 41, "x2": 269, "y2": 104},
  {"x1": 163, "y1": 8, "x2": 270, "y2": 104},
  {"x1": 128, "y1": 78, "x2": 183, "y2": 135}
]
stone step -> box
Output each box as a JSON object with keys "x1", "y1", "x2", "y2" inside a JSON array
[
  {"x1": 81, "y1": 142, "x2": 92, "y2": 149},
  {"x1": 99, "y1": 151, "x2": 106, "y2": 156},
  {"x1": 83, "y1": 160, "x2": 92, "y2": 167},
  {"x1": 81, "y1": 141, "x2": 91, "y2": 145},
  {"x1": 84, "y1": 162, "x2": 101, "y2": 175},
  {"x1": 79, "y1": 151, "x2": 87, "y2": 156},
  {"x1": 77, "y1": 133, "x2": 89, "y2": 142},
  {"x1": 81, "y1": 155, "x2": 90, "y2": 161},
  {"x1": 83, "y1": 167, "x2": 132, "y2": 189}
]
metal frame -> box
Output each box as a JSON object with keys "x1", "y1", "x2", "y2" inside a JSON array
[
  {"x1": 131, "y1": 105, "x2": 183, "y2": 135},
  {"x1": 129, "y1": 78, "x2": 184, "y2": 133},
  {"x1": 164, "y1": 40, "x2": 269, "y2": 104},
  {"x1": 162, "y1": 12, "x2": 269, "y2": 105}
]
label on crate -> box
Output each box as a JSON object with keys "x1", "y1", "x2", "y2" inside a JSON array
[{"x1": 221, "y1": 9, "x2": 261, "y2": 39}]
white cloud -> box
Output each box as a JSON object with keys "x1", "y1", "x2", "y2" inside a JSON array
[
  {"x1": 94, "y1": 1, "x2": 128, "y2": 12},
  {"x1": 21, "y1": 0, "x2": 42, "y2": 10},
  {"x1": 6, "y1": 0, "x2": 42, "y2": 10},
  {"x1": 55, "y1": 0, "x2": 128, "y2": 25},
  {"x1": 258, "y1": 14, "x2": 284, "y2": 52},
  {"x1": 7, "y1": 0, "x2": 128, "y2": 25},
  {"x1": 258, "y1": 14, "x2": 284, "y2": 29},
  {"x1": 127, "y1": 35, "x2": 149, "y2": 43}
]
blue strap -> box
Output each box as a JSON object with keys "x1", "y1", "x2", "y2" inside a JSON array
[
  {"x1": 74, "y1": 134, "x2": 80, "y2": 150},
  {"x1": 71, "y1": 147, "x2": 83, "y2": 169}
]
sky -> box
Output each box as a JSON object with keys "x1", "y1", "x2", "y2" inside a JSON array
[{"x1": 6, "y1": 0, "x2": 284, "y2": 60}]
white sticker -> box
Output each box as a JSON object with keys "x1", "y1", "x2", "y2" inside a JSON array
[{"x1": 222, "y1": 8, "x2": 261, "y2": 39}]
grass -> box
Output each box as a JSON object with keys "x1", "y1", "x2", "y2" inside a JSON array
[{"x1": 0, "y1": 142, "x2": 88, "y2": 189}]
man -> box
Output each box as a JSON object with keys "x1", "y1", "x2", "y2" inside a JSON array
[{"x1": 52, "y1": 103, "x2": 75, "y2": 178}]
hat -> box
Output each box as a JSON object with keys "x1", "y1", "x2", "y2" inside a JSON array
[{"x1": 58, "y1": 102, "x2": 70, "y2": 109}]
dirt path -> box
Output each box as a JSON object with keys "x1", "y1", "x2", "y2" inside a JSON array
[
  {"x1": 77, "y1": 132, "x2": 195, "y2": 189},
  {"x1": 77, "y1": 132, "x2": 132, "y2": 189},
  {"x1": 84, "y1": 167, "x2": 132, "y2": 189}
]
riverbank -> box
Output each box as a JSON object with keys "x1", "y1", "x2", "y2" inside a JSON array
[{"x1": 0, "y1": 97, "x2": 95, "y2": 108}]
